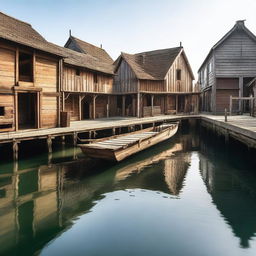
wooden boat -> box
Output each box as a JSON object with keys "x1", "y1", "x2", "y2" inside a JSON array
[{"x1": 79, "y1": 123, "x2": 179, "y2": 162}]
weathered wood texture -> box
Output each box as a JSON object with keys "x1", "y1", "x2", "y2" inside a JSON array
[
  {"x1": 114, "y1": 59, "x2": 138, "y2": 93},
  {"x1": 165, "y1": 52, "x2": 193, "y2": 92},
  {"x1": 199, "y1": 22, "x2": 256, "y2": 113},
  {"x1": 140, "y1": 80, "x2": 165, "y2": 92},
  {"x1": 63, "y1": 66, "x2": 113, "y2": 93},
  {"x1": 215, "y1": 30, "x2": 256, "y2": 77},
  {"x1": 0, "y1": 47, "x2": 15, "y2": 88},
  {"x1": 0, "y1": 47, "x2": 15, "y2": 131},
  {"x1": 35, "y1": 57, "x2": 58, "y2": 128}
]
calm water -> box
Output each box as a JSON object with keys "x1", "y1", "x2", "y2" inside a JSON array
[{"x1": 0, "y1": 122, "x2": 256, "y2": 256}]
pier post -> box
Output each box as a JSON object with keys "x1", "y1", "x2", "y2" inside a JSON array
[
  {"x1": 112, "y1": 128, "x2": 116, "y2": 135},
  {"x1": 137, "y1": 93, "x2": 140, "y2": 118},
  {"x1": 140, "y1": 124, "x2": 143, "y2": 130},
  {"x1": 107, "y1": 96, "x2": 110, "y2": 118},
  {"x1": 122, "y1": 95, "x2": 126, "y2": 116},
  {"x1": 225, "y1": 108, "x2": 228, "y2": 122},
  {"x1": 47, "y1": 136, "x2": 52, "y2": 153},
  {"x1": 229, "y1": 96, "x2": 232, "y2": 116},
  {"x1": 73, "y1": 132, "x2": 78, "y2": 146},
  {"x1": 13, "y1": 140, "x2": 19, "y2": 161},
  {"x1": 151, "y1": 95, "x2": 154, "y2": 116}
]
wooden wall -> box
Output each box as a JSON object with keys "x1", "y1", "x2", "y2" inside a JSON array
[
  {"x1": 215, "y1": 30, "x2": 256, "y2": 77},
  {"x1": 140, "y1": 80, "x2": 165, "y2": 92},
  {"x1": 65, "y1": 94, "x2": 79, "y2": 121},
  {"x1": 0, "y1": 40, "x2": 60, "y2": 132},
  {"x1": 35, "y1": 57, "x2": 58, "y2": 128},
  {"x1": 165, "y1": 52, "x2": 193, "y2": 92},
  {"x1": 114, "y1": 59, "x2": 138, "y2": 93},
  {"x1": 63, "y1": 66, "x2": 113, "y2": 93},
  {"x1": 0, "y1": 46, "x2": 15, "y2": 131}
]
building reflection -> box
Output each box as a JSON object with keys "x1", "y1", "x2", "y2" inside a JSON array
[
  {"x1": 199, "y1": 138, "x2": 256, "y2": 248},
  {"x1": 0, "y1": 131, "x2": 198, "y2": 255}
]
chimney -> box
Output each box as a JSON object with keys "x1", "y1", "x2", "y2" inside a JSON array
[
  {"x1": 236, "y1": 20, "x2": 246, "y2": 28},
  {"x1": 180, "y1": 41, "x2": 183, "y2": 47},
  {"x1": 69, "y1": 29, "x2": 72, "y2": 37},
  {"x1": 100, "y1": 44, "x2": 102, "y2": 48}
]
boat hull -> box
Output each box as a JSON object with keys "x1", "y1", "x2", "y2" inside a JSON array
[{"x1": 80, "y1": 124, "x2": 178, "y2": 162}]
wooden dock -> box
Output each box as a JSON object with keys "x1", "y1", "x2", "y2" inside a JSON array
[
  {"x1": 0, "y1": 114, "x2": 255, "y2": 160},
  {"x1": 201, "y1": 115, "x2": 256, "y2": 148}
]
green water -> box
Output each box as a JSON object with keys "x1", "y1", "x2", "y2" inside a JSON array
[{"x1": 0, "y1": 124, "x2": 256, "y2": 256}]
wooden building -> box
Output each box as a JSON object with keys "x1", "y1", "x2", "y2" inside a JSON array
[
  {"x1": 198, "y1": 20, "x2": 256, "y2": 114},
  {"x1": 114, "y1": 47, "x2": 199, "y2": 117},
  {"x1": 62, "y1": 36, "x2": 115, "y2": 120},
  {"x1": 0, "y1": 12, "x2": 64, "y2": 132}
]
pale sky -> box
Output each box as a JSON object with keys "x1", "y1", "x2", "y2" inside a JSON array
[{"x1": 1, "y1": 0, "x2": 256, "y2": 79}]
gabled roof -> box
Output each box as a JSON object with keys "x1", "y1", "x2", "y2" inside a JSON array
[
  {"x1": 115, "y1": 47, "x2": 194, "y2": 80},
  {"x1": 52, "y1": 44, "x2": 114, "y2": 75},
  {"x1": 0, "y1": 11, "x2": 65, "y2": 57},
  {"x1": 198, "y1": 20, "x2": 256, "y2": 71},
  {"x1": 64, "y1": 36, "x2": 113, "y2": 64}
]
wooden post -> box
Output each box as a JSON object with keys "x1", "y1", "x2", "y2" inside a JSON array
[
  {"x1": 229, "y1": 96, "x2": 232, "y2": 116},
  {"x1": 13, "y1": 140, "x2": 19, "y2": 161},
  {"x1": 61, "y1": 135, "x2": 65, "y2": 145},
  {"x1": 37, "y1": 92, "x2": 41, "y2": 128},
  {"x1": 14, "y1": 91, "x2": 18, "y2": 131},
  {"x1": 62, "y1": 92, "x2": 65, "y2": 112},
  {"x1": 47, "y1": 136, "x2": 52, "y2": 153},
  {"x1": 122, "y1": 95, "x2": 125, "y2": 116},
  {"x1": 165, "y1": 95, "x2": 168, "y2": 114},
  {"x1": 112, "y1": 128, "x2": 116, "y2": 135},
  {"x1": 79, "y1": 95, "x2": 82, "y2": 121},
  {"x1": 137, "y1": 93, "x2": 140, "y2": 118},
  {"x1": 107, "y1": 95, "x2": 110, "y2": 118},
  {"x1": 239, "y1": 76, "x2": 243, "y2": 113},
  {"x1": 15, "y1": 48, "x2": 19, "y2": 85},
  {"x1": 176, "y1": 95, "x2": 178, "y2": 114},
  {"x1": 140, "y1": 124, "x2": 143, "y2": 130},
  {"x1": 224, "y1": 108, "x2": 227, "y2": 122},
  {"x1": 73, "y1": 132, "x2": 77, "y2": 146},
  {"x1": 92, "y1": 95, "x2": 96, "y2": 119},
  {"x1": 151, "y1": 95, "x2": 154, "y2": 116}
]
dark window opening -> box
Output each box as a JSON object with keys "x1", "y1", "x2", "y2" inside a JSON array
[
  {"x1": 0, "y1": 124, "x2": 12, "y2": 129},
  {"x1": 0, "y1": 106, "x2": 4, "y2": 116},
  {"x1": 19, "y1": 52, "x2": 33, "y2": 82},
  {"x1": 176, "y1": 69, "x2": 181, "y2": 80},
  {"x1": 76, "y1": 69, "x2": 80, "y2": 76},
  {"x1": 93, "y1": 73, "x2": 98, "y2": 84}
]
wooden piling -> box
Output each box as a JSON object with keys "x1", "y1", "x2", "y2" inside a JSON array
[{"x1": 47, "y1": 136, "x2": 52, "y2": 153}]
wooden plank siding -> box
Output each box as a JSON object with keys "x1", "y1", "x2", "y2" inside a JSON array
[
  {"x1": 198, "y1": 21, "x2": 256, "y2": 114},
  {"x1": 35, "y1": 57, "x2": 58, "y2": 128},
  {"x1": 140, "y1": 80, "x2": 165, "y2": 92},
  {"x1": 215, "y1": 30, "x2": 256, "y2": 77},
  {"x1": 113, "y1": 59, "x2": 138, "y2": 93},
  {"x1": 165, "y1": 52, "x2": 193, "y2": 93},
  {"x1": 63, "y1": 66, "x2": 113, "y2": 93}
]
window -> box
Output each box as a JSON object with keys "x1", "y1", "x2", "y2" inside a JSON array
[
  {"x1": 176, "y1": 69, "x2": 181, "y2": 80},
  {"x1": 76, "y1": 69, "x2": 80, "y2": 76},
  {"x1": 208, "y1": 61, "x2": 212, "y2": 73},
  {"x1": 0, "y1": 106, "x2": 4, "y2": 116},
  {"x1": 19, "y1": 52, "x2": 33, "y2": 82},
  {"x1": 93, "y1": 73, "x2": 98, "y2": 84}
]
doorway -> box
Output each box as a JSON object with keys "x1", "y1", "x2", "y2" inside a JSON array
[
  {"x1": 18, "y1": 93, "x2": 37, "y2": 129},
  {"x1": 82, "y1": 101, "x2": 90, "y2": 119}
]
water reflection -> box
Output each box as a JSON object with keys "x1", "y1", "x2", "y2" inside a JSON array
[
  {"x1": 199, "y1": 136, "x2": 256, "y2": 249},
  {"x1": 0, "y1": 125, "x2": 256, "y2": 256}
]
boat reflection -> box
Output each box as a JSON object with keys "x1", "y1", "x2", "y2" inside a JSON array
[{"x1": 0, "y1": 132, "x2": 197, "y2": 255}]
